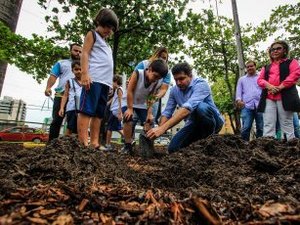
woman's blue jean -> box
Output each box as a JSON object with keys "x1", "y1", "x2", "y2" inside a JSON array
[
  {"x1": 293, "y1": 113, "x2": 300, "y2": 138},
  {"x1": 168, "y1": 102, "x2": 224, "y2": 153}
]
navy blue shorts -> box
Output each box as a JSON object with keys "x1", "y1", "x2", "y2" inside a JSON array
[
  {"x1": 79, "y1": 82, "x2": 109, "y2": 118},
  {"x1": 124, "y1": 108, "x2": 148, "y2": 124},
  {"x1": 66, "y1": 110, "x2": 78, "y2": 133},
  {"x1": 107, "y1": 112, "x2": 122, "y2": 131}
]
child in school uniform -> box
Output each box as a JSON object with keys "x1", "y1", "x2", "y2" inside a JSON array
[
  {"x1": 103, "y1": 75, "x2": 127, "y2": 151},
  {"x1": 122, "y1": 59, "x2": 168, "y2": 154},
  {"x1": 77, "y1": 8, "x2": 119, "y2": 148},
  {"x1": 59, "y1": 60, "x2": 82, "y2": 135}
]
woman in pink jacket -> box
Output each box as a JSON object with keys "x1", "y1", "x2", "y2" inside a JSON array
[{"x1": 257, "y1": 40, "x2": 300, "y2": 140}]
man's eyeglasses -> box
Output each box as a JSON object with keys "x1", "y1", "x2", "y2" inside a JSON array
[{"x1": 270, "y1": 47, "x2": 283, "y2": 52}]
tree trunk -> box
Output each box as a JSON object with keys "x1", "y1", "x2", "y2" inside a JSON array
[
  {"x1": 0, "y1": 61, "x2": 8, "y2": 96},
  {"x1": 0, "y1": 0, "x2": 23, "y2": 95},
  {"x1": 231, "y1": 0, "x2": 245, "y2": 78}
]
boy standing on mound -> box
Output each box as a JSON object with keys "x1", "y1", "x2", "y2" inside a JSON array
[{"x1": 77, "y1": 8, "x2": 119, "y2": 149}]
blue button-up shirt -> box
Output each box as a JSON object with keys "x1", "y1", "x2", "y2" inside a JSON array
[
  {"x1": 235, "y1": 74, "x2": 262, "y2": 110},
  {"x1": 162, "y1": 77, "x2": 223, "y2": 126}
]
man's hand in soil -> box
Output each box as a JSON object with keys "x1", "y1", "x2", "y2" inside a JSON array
[{"x1": 147, "y1": 126, "x2": 166, "y2": 140}]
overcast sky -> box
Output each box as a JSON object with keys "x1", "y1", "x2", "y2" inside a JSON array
[{"x1": 1, "y1": 0, "x2": 298, "y2": 123}]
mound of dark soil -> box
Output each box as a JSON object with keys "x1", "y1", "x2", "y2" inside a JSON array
[{"x1": 0, "y1": 135, "x2": 299, "y2": 224}]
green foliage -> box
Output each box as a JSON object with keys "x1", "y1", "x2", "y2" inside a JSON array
[
  {"x1": 211, "y1": 77, "x2": 234, "y2": 114},
  {"x1": 184, "y1": 8, "x2": 270, "y2": 132},
  {"x1": 1, "y1": 0, "x2": 190, "y2": 81},
  {"x1": 36, "y1": 0, "x2": 190, "y2": 75},
  {"x1": 267, "y1": 2, "x2": 300, "y2": 58},
  {"x1": 185, "y1": 9, "x2": 236, "y2": 81},
  {"x1": 0, "y1": 21, "x2": 67, "y2": 82},
  {"x1": 246, "y1": 2, "x2": 300, "y2": 63}
]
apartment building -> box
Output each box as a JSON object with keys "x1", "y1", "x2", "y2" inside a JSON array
[{"x1": 0, "y1": 96, "x2": 26, "y2": 121}]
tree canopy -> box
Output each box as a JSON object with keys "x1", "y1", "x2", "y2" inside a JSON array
[
  {"x1": 0, "y1": 21, "x2": 67, "y2": 83},
  {"x1": 37, "y1": 0, "x2": 190, "y2": 74},
  {"x1": 1, "y1": 0, "x2": 191, "y2": 81},
  {"x1": 266, "y1": 2, "x2": 300, "y2": 58},
  {"x1": 183, "y1": 7, "x2": 269, "y2": 132},
  {"x1": 1, "y1": 1, "x2": 298, "y2": 82},
  {"x1": 178, "y1": 2, "x2": 299, "y2": 133}
]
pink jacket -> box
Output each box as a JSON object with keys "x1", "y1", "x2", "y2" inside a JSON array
[{"x1": 257, "y1": 58, "x2": 300, "y2": 100}]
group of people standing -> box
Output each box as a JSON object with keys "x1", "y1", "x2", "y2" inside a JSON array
[
  {"x1": 236, "y1": 40, "x2": 300, "y2": 141},
  {"x1": 44, "y1": 8, "x2": 224, "y2": 153},
  {"x1": 44, "y1": 8, "x2": 300, "y2": 155}
]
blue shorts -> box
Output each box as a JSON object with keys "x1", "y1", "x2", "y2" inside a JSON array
[
  {"x1": 66, "y1": 110, "x2": 78, "y2": 133},
  {"x1": 124, "y1": 108, "x2": 147, "y2": 125},
  {"x1": 107, "y1": 107, "x2": 127, "y2": 131},
  {"x1": 79, "y1": 82, "x2": 109, "y2": 118}
]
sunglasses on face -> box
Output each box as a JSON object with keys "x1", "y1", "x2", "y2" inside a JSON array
[{"x1": 270, "y1": 47, "x2": 283, "y2": 52}]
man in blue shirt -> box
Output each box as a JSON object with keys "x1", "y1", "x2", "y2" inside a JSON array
[
  {"x1": 45, "y1": 43, "x2": 82, "y2": 141},
  {"x1": 147, "y1": 62, "x2": 224, "y2": 153},
  {"x1": 235, "y1": 60, "x2": 263, "y2": 141}
]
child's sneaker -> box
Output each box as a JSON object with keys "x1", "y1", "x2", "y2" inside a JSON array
[
  {"x1": 99, "y1": 146, "x2": 107, "y2": 151},
  {"x1": 102, "y1": 144, "x2": 113, "y2": 151},
  {"x1": 107, "y1": 145, "x2": 114, "y2": 151},
  {"x1": 131, "y1": 140, "x2": 136, "y2": 147}
]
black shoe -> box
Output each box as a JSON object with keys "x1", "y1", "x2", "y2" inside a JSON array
[{"x1": 121, "y1": 143, "x2": 133, "y2": 155}]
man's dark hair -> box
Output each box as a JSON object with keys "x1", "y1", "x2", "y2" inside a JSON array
[
  {"x1": 71, "y1": 60, "x2": 80, "y2": 69},
  {"x1": 148, "y1": 59, "x2": 168, "y2": 78},
  {"x1": 70, "y1": 43, "x2": 81, "y2": 51},
  {"x1": 93, "y1": 8, "x2": 119, "y2": 32},
  {"x1": 172, "y1": 62, "x2": 193, "y2": 77},
  {"x1": 113, "y1": 75, "x2": 123, "y2": 86}
]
